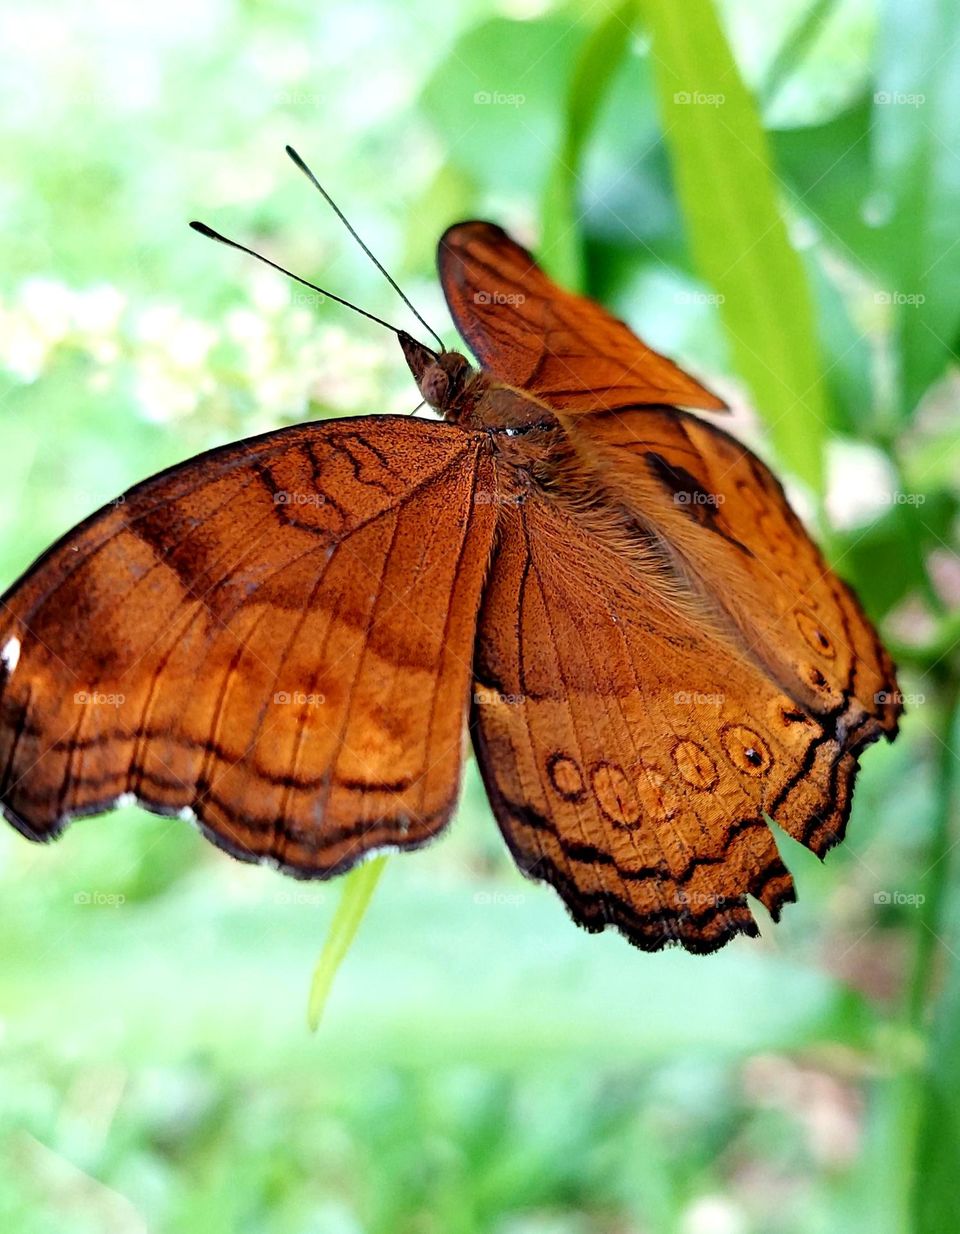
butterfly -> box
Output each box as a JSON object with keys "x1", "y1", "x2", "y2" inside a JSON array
[{"x1": 0, "y1": 160, "x2": 900, "y2": 954}]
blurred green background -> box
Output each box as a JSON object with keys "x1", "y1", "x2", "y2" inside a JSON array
[{"x1": 1, "y1": 1, "x2": 959, "y2": 1231}]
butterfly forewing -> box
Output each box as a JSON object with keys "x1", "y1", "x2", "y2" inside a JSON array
[
  {"x1": 439, "y1": 221, "x2": 727, "y2": 414},
  {"x1": 0, "y1": 416, "x2": 497, "y2": 875}
]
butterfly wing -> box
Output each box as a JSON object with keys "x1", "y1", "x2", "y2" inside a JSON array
[
  {"x1": 471, "y1": 473, "x2": 897, "y2": 953},
  {"x1": 0, "y1": 416, "x2": 497, "y2": 876},
  {"x1": 438, "y1": 221, "x2": 726, "y2": 414},
  {"x1": 564, "y1": 406, "x2": 901, "y2": 747}
]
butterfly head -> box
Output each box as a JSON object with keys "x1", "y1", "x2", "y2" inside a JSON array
[{"x1": 400, "y1": 332, "x2": 475, "y2": 419}]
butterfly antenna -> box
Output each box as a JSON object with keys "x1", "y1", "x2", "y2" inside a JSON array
[
  {"x1": 189, "y1": 220, "x2": 429, "y2": 347},
  {"x1": 285, "y1": 144, "x2": 446, "y2": 354}
]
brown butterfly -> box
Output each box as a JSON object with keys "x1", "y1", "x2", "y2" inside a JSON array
[{"x1": 0, "y1": 155, "x2": 900, "y2": 953}]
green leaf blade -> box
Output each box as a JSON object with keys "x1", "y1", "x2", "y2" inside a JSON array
[
  {"x1": 639, "y1": 0, "x2": 829, "y2": 493},
  {"x1": 307, "y1": 855, "x2": 388, "y2": 1032}
]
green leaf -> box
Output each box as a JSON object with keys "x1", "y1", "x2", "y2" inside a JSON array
[
  {"x1": 772, "y1": 95, "x2": 879, "y2": 271},
  {"x1": 307, "y1": 855, "x2": 388, "y2": 1032},
  {"x1": 874, "y1": 0, "x2": 960, "y2": 417},
  {"x1": 638, "y1": 0, "x2": 829, "y2": 493},
  {"x1": 761, "y1": 0, "x2": 840, "y2": 111},
  {"x1": 541, "y1": 0, "x2": 638, "y2": 289},
  {"x1": 758, "y1": 0, "x2": 873, "y2": 129},
  {"x1": 806, "y1": 255, "x2": 874, "y2": 437}
]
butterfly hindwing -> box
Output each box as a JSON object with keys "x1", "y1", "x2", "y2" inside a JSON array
[
  {"x1": 470, "y1": 470, "x2": 894, "y2": 954},
  {"x1": 562, "y1": 406, "x2": 902, "y2": 757}
]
